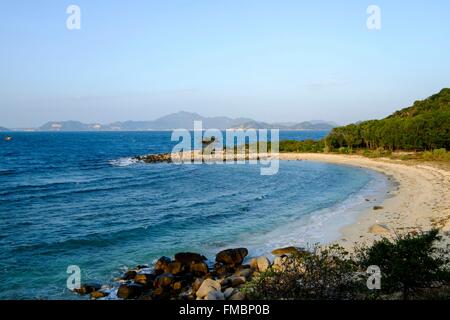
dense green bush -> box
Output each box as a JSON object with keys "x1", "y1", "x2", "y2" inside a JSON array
[
  {"x1": 360, "y1": 148, "x2": 392, "y2": 158},
  {"x1": 244, "y1": 245, "x2": 363, "y2": 300},
  {"x1": 278, "y1": 139, "x2": 325, "y2": 153},
  {"x1": 357, "y1": 229, "x2": 450, "y2": 299},
  {"x1": 245, "y1": 230, "x2": 449, "y2": 300}
]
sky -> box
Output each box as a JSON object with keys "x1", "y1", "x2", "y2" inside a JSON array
[{"x1": 1, "y1": 0, "x2": 450, "y2": 128}]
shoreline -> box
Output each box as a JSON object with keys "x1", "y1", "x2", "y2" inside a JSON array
[
  {"x1": 135, "y1": 150, "x2": 450, "y2": 248},
  {"x1": 278, "y1": 153, "x2": 450, "y2": 248},
  {"x1": 75, "y1": 152, "x2": 450, "y2": 300}
]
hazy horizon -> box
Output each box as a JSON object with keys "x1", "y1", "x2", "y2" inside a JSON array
[
  {"x1": 1, "y1": 110, "x2": 342, "y2": 129},
  {"x1": 0, "y1": 110, "x2": 341, "y2": 129},
  {"x1": 1, "y1": 1, "x2": 450, "y2": 128}
]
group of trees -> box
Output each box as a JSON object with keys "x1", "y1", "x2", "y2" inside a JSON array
[
  {"x1": 278, "y1": 139, "x2": 325, "y2": 153},
  {"x1": 325, "y1": 89, "x2": 450, "y2": 151}
]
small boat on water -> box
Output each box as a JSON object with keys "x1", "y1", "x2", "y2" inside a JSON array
[{"x1": 4, "y1": 136, "x2": 12, "y2": 141}]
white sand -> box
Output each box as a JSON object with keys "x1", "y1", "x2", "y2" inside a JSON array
[{"x1": 278, "y1": 153, "x2": 450, "y2": 248}]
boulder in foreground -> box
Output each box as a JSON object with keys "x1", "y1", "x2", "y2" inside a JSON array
[
  {"x1": 117, "y1": 283, "x2": 144, "y2": 299},
  {"x1": 250, "y1": 256, "x2": 271, "y2": 272},
  {"x1": 174, "y1": 252, "x2": 207, "y2": 266},
  {"x1": 216, "y1": 248, "x2": 248, "y2": 266},
  {"x1": 196, "y1": 278, "x2": 221, "y2": 299},
  {"x1": 73, "y1": 283, "x2": 101, "y2": 295}
]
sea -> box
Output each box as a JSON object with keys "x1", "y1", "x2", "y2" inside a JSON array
[{"x1": 0, "y1": 131, "x2": 390, "y2": 299}]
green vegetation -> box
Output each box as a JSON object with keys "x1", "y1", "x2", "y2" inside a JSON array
[
  {"x1": 274, "y1": 89, "x2": 450, "y2": 161},
  {"x1": 245, "y1": 230, "x2": 450, "y2": 300},
  {"x1": 357, "y1": 229, "x2": 450, "y2": 300},
  {"x1": 278, "y1": 139, "x2": 325, "y2": 153},
  {"x1": 325, "y1": 88, "x2": 450, "y2": 151},
  {"x1": 422, "y1": 148, "x2": 450, "y2": 161},
  {"x1": 222, "y1": 89, "x2": 450, "y2": 161},
  {"x1": 244, "y1": 245, "x2": 362, "y2": 300},
  {"x1": 224, "y1": 139, "x2": 325, "y2": 154}
]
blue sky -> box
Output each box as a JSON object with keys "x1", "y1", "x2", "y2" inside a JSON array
[{"x1": 1, "y1": 0, "x2": 450, "y2": 127}]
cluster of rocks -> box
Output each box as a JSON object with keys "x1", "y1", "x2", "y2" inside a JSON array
[
  {"x1": 135, "y1": 153, "x2": 172, "y2": 163},
  {"x1": 74, "y1": 246, "x2": 303, "y2": 300},
  {"x1": 134, "y1": 151, "x2": 271, "y2": 165}
]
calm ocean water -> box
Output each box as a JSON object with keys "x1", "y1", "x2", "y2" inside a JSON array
[{"x1": 0, "y1": 131, "x2": 389, "y2": 299}]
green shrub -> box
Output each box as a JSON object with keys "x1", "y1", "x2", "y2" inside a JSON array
[
  {"x1": 338, "y1": 147, "x2": 352, "y2": 154},
  {"x1": 245, "y1": 230, "x2": 449, "y2": 300},
  {"x1": 420, "y1": 148, "x2": 449, "y2": 161},
  {"x1": 433, "y1": 148, "x2": 447, "y2": 159},
  {"x1": 279, "y1": 139, "x2": 325, "y2": 153},
  {"x1": 244, "y1": 245, "x2": 364, "y2": 300},
  {"x1": 357, "y1": 229, "x2": 450, "y2": 299},
  {"x1": 422, "y1": 151, "x2": 433, "y2": 160}
]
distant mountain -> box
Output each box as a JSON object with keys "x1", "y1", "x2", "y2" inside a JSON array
[
  {"x1": 0, "y1": 126, "x2": 10, "y2": 131},
  {"x1": 108, "y1": 112, "x2": 253, "y2": 130},
  {"x1": 231, "y1": 121, "x2": 275, "y2": 129},
  {"x1": 35, "y1": 111, "x2": 336, "y2": 131},
  {"x1": 39, "y1": 121, "x2": 103, "y2": 131},
  {"x1": 290, "y1": 121, "x2": 336, "y2": 130},
  {"x1": 309, "y1": 120, "x2": 340, "y2": 127},
  {"x1": 231, "y1": 120, "x2": 336, "y2": 130}
]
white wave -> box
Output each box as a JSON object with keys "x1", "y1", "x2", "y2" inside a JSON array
[
  {"x1": 229, "y1": 170, "x2": 393, "y2": 257},
  {"x1": 109, "y1": 157, "x2": 138, "y2": 167}
]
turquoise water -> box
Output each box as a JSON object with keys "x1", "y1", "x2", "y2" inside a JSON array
[{"x1": 0, "y1": 131, "x2": 389, "y2": 299}]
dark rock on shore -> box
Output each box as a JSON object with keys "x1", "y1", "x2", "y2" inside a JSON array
[
  {"x1": 134, "y1": 273, "x2": 156, "y2": 287},
  {"x1": 213, "y1": 262, "x2": 235, "y2": 277},
  {"x1": 174, "y1": 252, "x2": 207, "y2": 267},
  {"x1": 154, "y1": 256, "x2": 171, "y2": 274},
  {"x1": 154, "y1": 273, "x2": 174, "y2": 288},
  {"x1": 191, "y1": 261, "x2": 209, "y2": 275},
  {"x1": 122, "y1": 270, "x2": 137, "y2": 280},
  {"x1": 165, "y1": 261, "x2": 182, "y2": 275},
  {"x1": 216, "y1": 248, "x2": 248, "y2": 266},
  {"x1": 136, "y1": 264, "x2": 149, "y2": 269},
  {"x1": 74, "y1": 283, "x2": 101, "y2": 295},
  {"x1": 117, "y1": 283, "x2": 145, "y2": 299},
  {"x1": 90, "y1": 290, "x2": 109, "y2": 299},
  {"x1": 135, "y1": 153, "x2": 172, "y2": 163}
]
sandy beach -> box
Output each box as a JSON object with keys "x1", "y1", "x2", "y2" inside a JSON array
[
  {"x1": 150, "y1": 150, "x2": 450, "y2": 248},
  {"x1": 279, "y1": 153, "x2": 450, "y2": 248}
]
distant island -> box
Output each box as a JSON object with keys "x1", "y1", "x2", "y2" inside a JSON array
[
  {"x1": 2, "y1": 111, "x2": 337, "y2": 132},
  {"x1": 230, "y1": 120, "x2": 337, "y2": 130}
]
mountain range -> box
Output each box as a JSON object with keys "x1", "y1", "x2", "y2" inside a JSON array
[
  {"x1": 5, "y1": 111, "x2": 337, "y2": 132},
  {"x1": 231, "y1": 120, "x2": 337, "y2": 130}
]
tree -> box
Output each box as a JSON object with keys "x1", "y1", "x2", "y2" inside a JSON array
[{"x1": 357, "y1": 229, "x2": 450, "y2": 299}]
